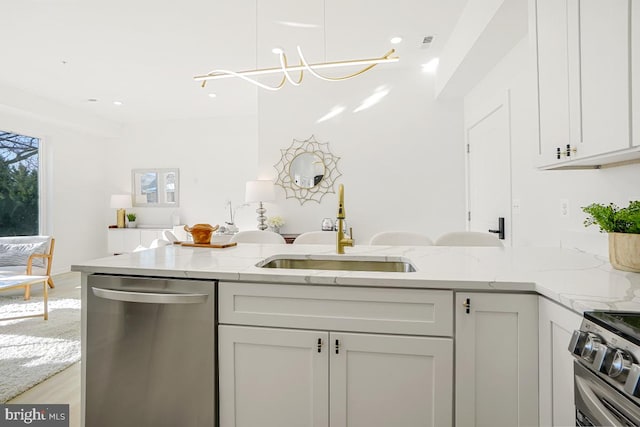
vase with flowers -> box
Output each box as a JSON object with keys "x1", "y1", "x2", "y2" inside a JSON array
[{"x1": 266, "y1": 216, "x2": 285, "y2": 234}]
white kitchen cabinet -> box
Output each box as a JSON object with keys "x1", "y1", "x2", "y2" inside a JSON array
[
  {"x1": 218, "y1": 325, "x2": 329, "y2": 427},
  {"x1": 535, "y1": 0, "x2": 574, "y2": 164},
  {"x1": 455, "y1": 292, "x2": 539, "y2": 427},
  {"x1": 538, "y1": 296, "x2": 582, "y2": 427},
  {"x1": 218, "y1": 325, "x2": 452, "y2": 427},
  {"x1": 535, "y1": 0, "x2": 632, "y2": 167},
  {"x1": 218, "y1": 282, "x2": 454, "y2": 427},
  {"x1": 330, "y1": 332, "x2": 452, "y2": 427},
  {"x1": 633, "y1": 0, "x2": 640, "y2": 147},
  {"x1": 578, "y1": 0, "x2": 629, "y2": 157}
]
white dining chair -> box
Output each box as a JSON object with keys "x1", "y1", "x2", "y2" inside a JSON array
[
  {"x1": 369, "y1": 231, "x2": 434, "y2": 246},
  {"x1": 434, "y1": 231, "x2": 503, "y2": 247},
  {"x1": 230, "y1": 230, "x2": 286, "y2": 244},
  {"x1": 293, "y1": 231, "x2": 336, "y2": 245}
]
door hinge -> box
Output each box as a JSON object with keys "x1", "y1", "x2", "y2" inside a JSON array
[
  {"x1": 317, "y1": 338, "x2": 322, "y2": 353},
  {"x1": 463, "y1": 298, "x2": 471, "y2": 314},
  {"x1": 468, "y1": 211, "x2": 471, "y2": 221},
  {"x1": 335, "y1": 339, "x2": 340, "y2": 354},
  {"x1": 466, "y1": 144, "x2": 470, "y2": 154}
]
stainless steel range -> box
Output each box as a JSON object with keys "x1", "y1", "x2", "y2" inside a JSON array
[{"x1": 569, "y1": 311, "x2": 640, "y2": 426}]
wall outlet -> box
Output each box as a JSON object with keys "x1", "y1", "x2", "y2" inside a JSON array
[{"x1": 560, "y1": 199, "x2": 570, "y2": 217}]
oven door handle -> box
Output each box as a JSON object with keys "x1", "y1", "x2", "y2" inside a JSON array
[{"x1": 576, "y1": 375, "x2": 622, "y2": 426}]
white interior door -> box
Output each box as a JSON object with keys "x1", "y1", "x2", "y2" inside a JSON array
[{"x1": 466, "y1": 91, "x2": 511, "y2": 244}]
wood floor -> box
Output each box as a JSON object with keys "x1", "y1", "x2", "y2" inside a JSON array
[{"x1": 6, "y1": 272, "x2": 81, "y2": 427}]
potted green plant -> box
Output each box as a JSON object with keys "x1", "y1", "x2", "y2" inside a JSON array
[
  {"x1": 582, "y1": 201, "x2": 640, "y2": 272},
  {"x1": 126, "y1": 212, "x2": 137, "y2": 228}
]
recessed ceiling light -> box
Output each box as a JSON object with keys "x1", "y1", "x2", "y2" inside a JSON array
[
  {"x1": 390, "y1": 36, "x2": 403, "y2": 44},
  {"x1": 208, "y1": 93, "x2": 217, "y2": 98},
  {"x1": 421, "y1": 58, "x2": 439, "y2": 73},
  {"x1": 113, "y1": 101, "x2": 123, "y2": 106},
  {"x1": 272, "y1": 47, "x2": 284, "y2": 55}
]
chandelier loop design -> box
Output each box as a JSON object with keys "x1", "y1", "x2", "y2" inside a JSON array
[{"x1": 194, "y1": 47, "x2": 398, "y2": 91}]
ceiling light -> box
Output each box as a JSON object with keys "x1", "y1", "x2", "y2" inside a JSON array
[
  {"x1": 208, "y1": 93, "x2": 217, "y2": 98},
  {"x1": 272, "y1": 47, "x2": 284, "y2": 55},
  {"x1": 87, "y1": 98, "x2": 98, "y2": 102},
  {"x1": 195, "y1": 47, "x2": 399, "y2": 91},
  {"x1": 390, "y1": 36, "x2": 403, "y2": 44},
  {"x1": 113, "y1": 101, "x2": 123, "y2": 106},
  {"x1": 421, "y1": 58, "x2": 439, "y2": 73}
]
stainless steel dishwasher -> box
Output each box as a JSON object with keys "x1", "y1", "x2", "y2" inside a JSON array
[{"x1": 86, "y1": 274, "x2": 216, "y2": 427}]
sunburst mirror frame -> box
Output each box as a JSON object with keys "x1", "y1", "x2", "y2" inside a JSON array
[{"x1": 274, "y1": 135, "x2": 341, "y2": 205}]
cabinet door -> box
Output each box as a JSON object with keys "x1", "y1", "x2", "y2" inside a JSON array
[
  {"x1": 107, "y1": 229, "x2": 141, "y2": 254},
  {"x1": 330, "y1": 332, "x2": 453, "y2": 427},
  {"x1": 455, "y1": 293, "x2": 538, "y2": 427},
  {"x1": 579, "y1": 0, "x2": 630, "y2": 156},
  {"x1": 140, "y1": 229, "x2": 161, "y2": 247},
  {"x1": 536, "y1": 0, "x2": 574, "y2": 163},
  {"x1": 218, "y1": 325, "x2": 329, "y2": 427},
  {"x1": 633, "y1": 0, "x2": 640, "y2": 147},
  {"x1": 538, "y1": 297, "x2": 582, "y2": 427}
]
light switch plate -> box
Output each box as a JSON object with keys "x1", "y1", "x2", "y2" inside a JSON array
[{"x1": 560, "y1": 199, "x2": 570, "y2": 217}]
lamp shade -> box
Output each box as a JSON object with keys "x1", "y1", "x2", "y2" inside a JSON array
[
  {"x1": 245, "y1": 180, "x2": 275, "y2": 203},
  {"x1": 110, "y1": 194, "x2": 132, "y2": 209}
]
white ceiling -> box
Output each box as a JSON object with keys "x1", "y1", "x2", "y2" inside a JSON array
[{"x1": 0, "y1": 0, "x2": 467, "y2": 124}]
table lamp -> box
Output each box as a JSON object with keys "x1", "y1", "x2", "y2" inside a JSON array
[
  {"x1": 110, "y1": 194, "x2": 132, "y2": 228},
  {"x1": 245, "y1": 180, "x2": 275, "y2": 230}
]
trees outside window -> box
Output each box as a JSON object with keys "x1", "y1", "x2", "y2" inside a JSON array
[{"x1": 0, "y1": 131, "x2": 39, "y2": 236}]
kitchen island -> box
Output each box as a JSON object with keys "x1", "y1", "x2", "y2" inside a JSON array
[{"x1": 72, "y1": 244, "x2": 640, "y2": 427}]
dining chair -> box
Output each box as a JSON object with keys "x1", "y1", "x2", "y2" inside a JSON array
[
  {"x1": 434, "y1": 231, "x2": 503, "y2": 247},
  {"x1": 369, "y1": 231, "x2": 434, "y2": 246},
  {"x1": 292, "y1": 231, "x2": 336, "y2": 245},
  {"x1": 230, "y1": 230, "x2": 286, "y2": 244}
]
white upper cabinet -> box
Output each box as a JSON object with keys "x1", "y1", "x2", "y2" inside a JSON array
[
  {"x1": 579, "y1": 0, "x2": 630, "y2": 156},
  {"x1": 535, "y1": 0, "x2": 637, "y2": 169},
  {"x1": 536, "y1": 0, "x2": 573, "y2": 162},
  {"x1": 633, "y1": 0, "x2": 640, "y2": 147}
]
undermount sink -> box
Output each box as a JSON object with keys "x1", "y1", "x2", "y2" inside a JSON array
[{"x1": 258, "y1": 255, "x2": 416, "y2": 273}]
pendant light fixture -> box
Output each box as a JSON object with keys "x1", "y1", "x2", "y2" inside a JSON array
[{"x1": 193, "y1": 2, "x2": 399, "y2": 91}]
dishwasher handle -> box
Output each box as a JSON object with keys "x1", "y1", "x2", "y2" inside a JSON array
[{"x1": 92, "y1": 287, "x2": 209, "y2": 304}]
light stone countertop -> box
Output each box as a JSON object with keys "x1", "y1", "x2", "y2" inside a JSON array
[{"x1": 71, "y1": 243, "x2": 640, "y2": 314}]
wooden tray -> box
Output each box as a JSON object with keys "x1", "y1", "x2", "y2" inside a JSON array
[{"x1": 180, "y1": 242, "x2": 237, "y2": 249}]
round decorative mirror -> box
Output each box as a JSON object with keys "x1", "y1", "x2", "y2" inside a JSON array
[
  {"x1": 289, "y1": 152, "x2": 325, "y2": 189},
  {"x1": 274, "y1": 135, "x2": 341, "y2": 205}
]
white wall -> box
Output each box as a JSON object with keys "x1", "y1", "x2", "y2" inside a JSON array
[
  {"x1": 257, "y1": 65, "x2": 466, "y2": 242},
  {"x1": 108, "y1": 115, "x2": 259, "y2": 235},
  {"x1": 465, "y1": 37, "x2": 640, "y2": 255},
  {"x1": 0, "y1": 87, "x2": 114, "y2": 272}
]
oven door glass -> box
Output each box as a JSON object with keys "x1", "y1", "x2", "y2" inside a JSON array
[{"x1": 574, "y1": 361, "x2": 640, "y2": 426}]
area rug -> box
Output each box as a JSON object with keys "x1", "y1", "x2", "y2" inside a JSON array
[{"x1": 0, "y1": 295, "x2": 81, "y2": 402}]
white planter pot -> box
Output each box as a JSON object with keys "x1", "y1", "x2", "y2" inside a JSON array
[
  {"x1": 127, "y1": 221, "x2": 137, "y2": 228},
  {"x1": 608, "y1": 232, "x2": 640, "y2": 272}
]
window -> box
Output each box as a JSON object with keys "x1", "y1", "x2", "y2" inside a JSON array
[{"x1": 0, "y1": 131, "x2": 40, "y2": 236}]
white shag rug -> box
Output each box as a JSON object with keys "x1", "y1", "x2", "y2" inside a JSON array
[{"x1": 0, "y1": 295, "x2": 81, "y2": 402}]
